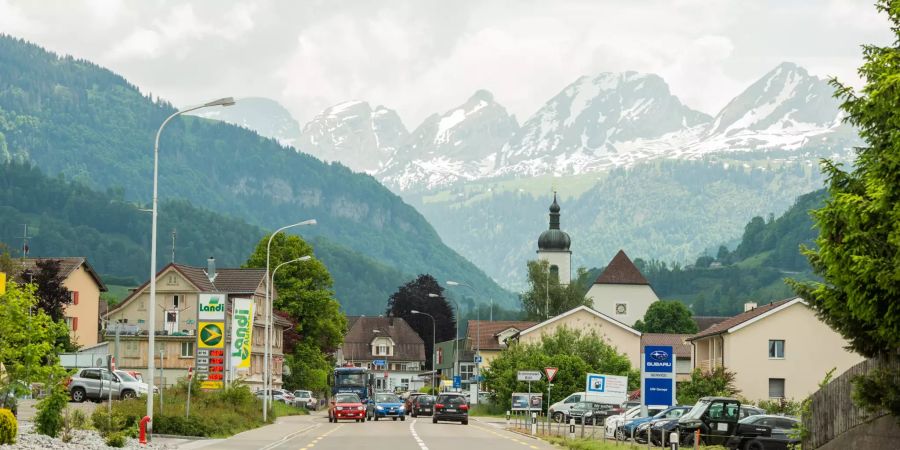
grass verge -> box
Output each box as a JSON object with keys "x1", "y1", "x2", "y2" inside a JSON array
[{"x1": 543, "y1": 436, "x2": 727, "y2": 450}]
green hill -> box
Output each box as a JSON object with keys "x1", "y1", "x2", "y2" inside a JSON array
[
  {"x1": 0, "y1": 34, "x2": 514, "y2": 308},
  {"x1": 578, "y1": 189, "x2": 824, "y2": 317}
]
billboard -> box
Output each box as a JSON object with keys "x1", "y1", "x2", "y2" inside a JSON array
[
  {"x1": 585, "y1": 373, "x2": 628, "y2": 404},
  {"x1": 230, "y1": 298, "x2": 254, "y2": 369},
  {"x1": 511, "y1": 392, "x2": 543, "y2": 411},
  {"x1": 197, "y1": 294, "x2": 226, "y2": 390},
  {"x1": 198, "y1": 294, "x2": 226, "y2": 321},
  {"x1": 642, "y1": 346, "x2": 675, "y2": 408}
]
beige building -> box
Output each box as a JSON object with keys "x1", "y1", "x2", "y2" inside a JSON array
[
  {"x1": 687, "y1": 297, "x2": 864, "y2": 401},
  {"x1": 22, "y1": 258, "x2": 107, "y2": 347},
  {"x1": 465, "y1": 320, "x2": 538, "y2": 369},
  {"x1": 586, "y1": 250, "x2": 659, "y2": 327},
  {"x1": 516, "y1": 305, "x2": 642, "y2": 368},
  {"x1": 105, "y1": 261, "x2": 291, "y2": 390}
]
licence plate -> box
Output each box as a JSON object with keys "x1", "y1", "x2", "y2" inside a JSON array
[
  {"x1": 446, "y1": 408, "x2": 456, "y2": 412},
  {"x1": 423, "y1": 408, "x2": 431, "y2": 412}
]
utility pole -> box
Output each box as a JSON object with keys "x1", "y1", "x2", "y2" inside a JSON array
[
  {"x1": 171, "y1": 230, "x2": 176, "y2": 263},
  {"x1": 20, "y1": 224, "x2": 30, "y2": 257}
]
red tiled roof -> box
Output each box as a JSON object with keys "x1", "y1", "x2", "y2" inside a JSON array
[
  {"x1": 641, "y1": 333, "x2": 692, "y2": 358},
  {"x1": 20, "y1": 257, "x2": 108, "y2": 292},
  {"x1": 688, "y1": 298, "x2": 797, "y2": 341},
  {"x1": 693, "y1": 316, "x2": 730, "y2": 332},
  {"x1": 594, "y1": 250, "x2": 649, "y2": 285},
  {"x1": 465, "y1": 320, "x2": 539, "y2": 350}
]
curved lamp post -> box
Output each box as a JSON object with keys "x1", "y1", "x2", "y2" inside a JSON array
[
  {"x1": 411, "y1": 310, "x2": 436, "y2": 393},
  {"x1": 265, "y1": 255, "x2": 310, "y2": 411},
  {"x1": 147, "y1": 97, "x2": 235, "y2": 425},
  {"x1": 263, "y1": 220, "x2": 316, "y2": 421},
  {"x1": 429, "y1": 292, "x2": 460, "y2": 390},
  {"x1": 447, "y1": 281, "x2": 481, "y2": 397}
]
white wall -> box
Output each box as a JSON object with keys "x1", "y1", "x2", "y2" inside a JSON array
[
  {"x1": 537, "y1": 250, "x2": 572, "y2": 285},
  {"x1": 586, "y1": 284, "x2": 658, "y2": 327}
]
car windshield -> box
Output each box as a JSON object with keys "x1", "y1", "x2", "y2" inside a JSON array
[
  {"x1": 115, "y1": 372, "x2": 137, "y2": 382},
  {"x1": 438, "y1": 395, "x2": 466, "y2": 405},
  {"x1": 294, "y1": 391, "x2": 311, "y2": 398},
  {"x1": 376, "y1": 393, "x2": 401, "y2": 403},
  {"x1": 417, "y1": 395, "x2": 434, "y2": 404},
  {"x1": 336, "y1": 393, "x2": 360, "y2": 403},
  {"x1": 336, "y1": 373, "x2": 367, "y2": 386},
  {"x1": 682, "y1": 400, "x2": 711, "y2": 420}
]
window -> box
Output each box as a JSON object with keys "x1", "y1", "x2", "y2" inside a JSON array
[
  {"x1": 769, "y1": 340, "x2": 785, "y2": 359},
  {"x1": 167, "y1": 274, "x2": 177, "y2": 285},
  {"x1": 769, "y1": 378, "x2": 785, "y2": 398},
  {"x1": 82, "y1": 369, "x2": 100, "y2": 380},
  {"x1": 124, "y1": 341, "x2": 139, "y2": 358},
  {"x1": 181, "y1": 342, "x2": 194, "y2": 358},
  {"x1": 460, "y1": 363, "x2": 475, "y2": 382},
  {"x1": 65, "y1": 316, "x2": 78, "y2": 331},
  {"x1": 138, "y1": 300, "x2": 146, "y2": 311},
  {"x1": 164, "y1": 310, "x2": 178, "y2": 334},
  {"x1": 172, "y1": 295, "x2": 180, "y2": 308},
  {"x1": 71, "y1": 291, "x2": 79, "y2": 305},
  {"x1": 376, "y1": 345, "x2": 389, "y2": 356},
  {"x1": 615, "y1": 302, "x2": 628, "y2": 315},
  {"x1": 549, "y1": 265, "x2": 559, "y2": 282}
]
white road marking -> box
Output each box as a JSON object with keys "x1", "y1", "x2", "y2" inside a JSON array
[{"x1": 409, "y1": 419, "x2": 429, "y2": 450}]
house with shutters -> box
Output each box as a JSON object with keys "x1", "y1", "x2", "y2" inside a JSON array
[
  {"x1": 104, "y1": 259, "x2": 291, "y2": 390},
  {"x1": 21, "y1": 257, "x2": 107, "y2": 347},
  {"x1": 686, "y1": 297, "x2": 863, "y2": 401},
  {"x1": 337, "y1": 316, "x2": 426, "y2": 392}
]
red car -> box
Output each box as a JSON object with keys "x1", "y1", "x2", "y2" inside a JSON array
[{"x1": 329, "y1": 393, "x2": 366, "y2": 423}]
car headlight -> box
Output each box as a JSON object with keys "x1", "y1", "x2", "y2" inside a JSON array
[
  {"x1": 399, "y1": 406, "x2": 405, "y2": 411},
  {"x1": 358, "y1": 406, "x2": 365, "y2": 411},
  {"x1": 637, "y1": 423, "x2": 650, "y2": 431},
  {"x1": 376, "y1": 405, "x2": 384, "y2": 410}
]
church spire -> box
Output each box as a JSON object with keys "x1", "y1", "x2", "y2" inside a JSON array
[{"x1": 549, "y1": 191, "x2": 560, "y2": 230}]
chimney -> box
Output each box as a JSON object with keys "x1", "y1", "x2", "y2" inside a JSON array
[
  {"x1": 744, "y1": 301, "x2": 757, "y2": 312},
  {"x1": 207, "y1": 256, "x2": 216, "y2": 282}
]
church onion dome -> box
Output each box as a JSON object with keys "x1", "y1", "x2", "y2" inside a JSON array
[{"x1": 538, "y1": 193, "x2": 571, "y2": 251}]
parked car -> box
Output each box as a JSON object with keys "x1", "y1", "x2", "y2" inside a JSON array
[
  {"x1": 606, "y1": 405, "x2": 664, "y2": 440},
  {"x1": 292, "y1": 390, "x2": 317, "y2": 410},
  {"x1": 66, "y1": 368, "x2": 148, "y2": 402},
  {"x1": 404, "y1": 392, "x2": 425, "y2": 415},
  {"x1": 256, "y1": 389, "x2": 294, "y2": 404},
  {"x1": 113, "y1": 370, "x2": 153, "y2": 396},
  {"x1": 566, "y1": 401, "x2": 616, "y2": 425},
  {"x1": 329, "y1": 393, "x2": 366, "y2": 423},
  {"x1": 433, "y1": 392, "x2": 468, "y2": 425},
  {"x1": 676, "y1": 397, "x2": 772, "y2": 448},
  {"x1": 737, "y1": 415, "x2": 801, "y2": 449},
  {"x1": 629, "y1": 406, "x2": 692, "y2": 443},
  {"x1": 410, "y1": 395, "x2": 435, "y2": 417},
  {"x1": 367, "y1": 392, "x2": 406, "y2": 421},
  {"x1": 548, "y1": 391, "x2": 609, "y2": 422}
]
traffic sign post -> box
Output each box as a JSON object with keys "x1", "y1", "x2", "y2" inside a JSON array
[
  {"x1": 453, "y1": 375, "x2": 461, "y2": 390},
  {"x1": 545, "y1": 367, "x2": 558, "y2": 420}
]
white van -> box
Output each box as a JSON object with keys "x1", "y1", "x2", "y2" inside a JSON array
[{"x1": 549, "y1": 392, "x2": 607, "y2": 421}]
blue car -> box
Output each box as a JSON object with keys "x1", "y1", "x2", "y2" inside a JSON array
[
  {"x1": 622, "y1": 405, "x2": 692, "y2": 441},
  {"x1": 367, "y1": 392, "x2": 406, "y2": 421}
]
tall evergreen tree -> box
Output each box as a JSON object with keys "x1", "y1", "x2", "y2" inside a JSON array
[
  {"x1": 385, "y1": 274, "x2": 456, "y2": 369},
  {"x1": 790, "y1": 0, "x2": 900, "y2": 416}
]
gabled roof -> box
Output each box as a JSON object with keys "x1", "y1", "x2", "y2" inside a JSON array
[
  {"x1": 342, "y1": 317, "x2": 425, "y2": 362},
  {"x1": 465, "y1": 320, "x2": 539, "y2": 350},
  {"x1": 687, "y1": 297, "x2": 805, "y2": 341},
  {"x1": 20, "y1": 257, "x2": 108, "y2": 292},
  {"x1": 518, "y1": 305, "x2": 641, "y2": 338},
  {"x1": 693, "y1": 316, "x2": 731, "y2": 332},
  {"x1": 594, "y1": 250, "x2": 650, "y2": 285},
  {"x1": 107, "y1": 263, "x2": 268, "y2": 317},
  {"x1": 641, "y1": 333, "x2": 692, "y2": 358}
]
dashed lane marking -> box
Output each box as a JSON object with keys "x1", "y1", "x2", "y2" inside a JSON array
[
  {"x1": 409, "y1": 419, "x2": 429, "y2": 450},
  {"x1": 298, "y1": 424, "x2": 342, "y2": 450}
]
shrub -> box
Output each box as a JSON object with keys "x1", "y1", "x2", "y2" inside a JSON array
[
  {"x1": 35, "y1": 387, "x2": 67, "y2": 437},
  {"x1": 757, "y1": 398, "x2": 802, "y2": 416},
  {"x1": 0, "y1": 408, "x2": 17, "y2": 445},
  {"x1": 70, "y1": 408, "x2": 88, "y2": 429},
  {"x1": 91, "y1": 409, "x2": 126, "y2": 437},
  {"x1": 105, "y1": 431, "x2": 126, "y2": 448}
]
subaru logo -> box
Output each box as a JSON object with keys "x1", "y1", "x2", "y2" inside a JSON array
[{"x1": 650, "y1": 350, "x2": 669, "y2": 361}]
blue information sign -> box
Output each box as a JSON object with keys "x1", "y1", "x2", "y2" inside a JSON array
[
  {"x1": 453, "y1": 375, "x2": 461, "y2": 389},
  {"x1": 373, "y1": 359, "x2": 386, "y2": 367},
  {"x1": 474, "y1": 355, "x2": 482, "y2": 364},
  {"x1": 642, "y1": 345, "x2": 675, "y2": 407}
]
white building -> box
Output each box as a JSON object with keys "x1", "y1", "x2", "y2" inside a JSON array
[{"x1": 586, "y1": 250, "x2": 659, "y2": 327}]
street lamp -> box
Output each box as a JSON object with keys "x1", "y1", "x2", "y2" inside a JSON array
[
  {"x1": 146, "y1": 97, "x2": 235, "y2": 425},
  {"x1": 265, "y1": 255, "x2": 310, "y2": 404},
  {"x1": 411, "y1": 310, "x2": 436, "y2": 394},
  {"x1": 447, "y1": 281, "x2": 481, "y2": 398},
  {"x1": 263, "y1": 219, "x2": 316, "y2": 421},
  {"x1": 429, "y1": 292, "x2": 460, "y2": 391}
]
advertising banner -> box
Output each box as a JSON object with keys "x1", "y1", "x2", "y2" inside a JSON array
[
  {"x1": 230, "y1": 298, "x2": 254, "y2": 369},
  {"x1": 585, "y1": 373, "x2": 628, "y2": 404},
  {"x1": 511, "y1": 392, "x2": 543, "y2": 411},
  {"x1": 198, "y1": 294, "x2": 226, "y2": 321},
  {"x1": 641, "y1": 345, "x2": 675, "y2": 408}
]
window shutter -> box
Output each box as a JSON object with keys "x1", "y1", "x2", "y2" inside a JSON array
[
  {"x1": 72, "y1": 291, "x2": 79, "y2": 305},
  {"x1": 73, "y1": 317, "x2": 79, "y2": 331}
]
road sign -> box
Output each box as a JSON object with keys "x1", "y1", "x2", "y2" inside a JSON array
[
  {"x1": 453, "y1": 376, "x2": 461, "y2": 389},
  {"x1": 474, "y1": 355, "x2": 482, "y2": 364},
  {"x1": 544, "y1": 367, "x2": 558, "y2": 382},
  {"x1": 517, "y1": 371, "x2": 542, "y2": 382},
  {"x1": 373, "y1": 359, "x2": 386, "y2": 367}
]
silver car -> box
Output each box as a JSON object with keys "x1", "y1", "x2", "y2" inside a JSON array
[
  {"x1": 292, "y1": 390, "x2": 317, "y2": 410},
  {"x1": 66, "y1": 368, "x2": 144, "y2": 402}
]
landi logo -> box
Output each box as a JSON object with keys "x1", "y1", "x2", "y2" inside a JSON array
[{"x1": 200, "y1": 298, "x2": 224, "y2": 312}]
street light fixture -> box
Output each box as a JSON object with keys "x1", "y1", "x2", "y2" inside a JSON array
[
  {"x1": 429, "y1": 292, "x2": 460, "y2": 391},
  {"x1": 411, "y1": 310, "x2": 436, "y2": 394},
  {"x1": 146, "y1": 97, "x2": 235, "y2": 425},
  {"x1": 447, "y1": 280, "x2": 482, "y2": 398},
  {"x1": 263, "y1": 220, "x2": 316, "y2": 421}
]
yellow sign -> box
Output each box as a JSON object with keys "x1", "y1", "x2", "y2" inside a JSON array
[
  {"x1": 197, "y1": 322, "x2": 225, "y2": 349},
  {"x1": 0, "y1": 272, "x2": 6, "y2": 295},
  {"x1": 230, "y1": 299, "x2": 254, "y2": 369},
  {"x1": 200, "y1": 381, "x2": 224, "y2": 390}
]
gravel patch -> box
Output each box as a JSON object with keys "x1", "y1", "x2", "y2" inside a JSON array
[{"x1": 0, "y1": 421, "x2": 174, "y2": 450}]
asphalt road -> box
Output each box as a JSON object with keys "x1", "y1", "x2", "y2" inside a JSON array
[{"x1": 264, "y1": 413, "x2": 558, "y2": 450}]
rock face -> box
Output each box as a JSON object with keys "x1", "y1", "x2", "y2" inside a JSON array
[
  {"x1": 297, "y1": 101, "x2": 408, "y2": 174},
  {"x1": 192, "y1": 97, "x2": 302, "y2": 148}
]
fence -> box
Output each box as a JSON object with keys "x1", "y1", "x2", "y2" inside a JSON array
[
  {"x1": 507, "y1": 410, "x2": 683, "y2": 448},
  {"x1": 802, "y1": 354, "x2": 900, "y2": 449}
]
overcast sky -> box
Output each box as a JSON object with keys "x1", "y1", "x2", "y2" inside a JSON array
[{"x1": 0, "y1": 0, "x2": 892, "y2": 127}]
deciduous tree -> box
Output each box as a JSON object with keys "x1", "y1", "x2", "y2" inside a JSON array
[
  {"x1": 634, "y1": 301, "x2": 698, "y2": 333},
  {"x1": 520, "y1": 260, "x2": 590, "y2": 321},
  {"x1": 30, "y1": 259, "x2": 71, "y2": 323}
]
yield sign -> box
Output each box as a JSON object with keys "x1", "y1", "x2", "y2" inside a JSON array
[{"x1": 545, "y1": 367, "x2": 559, "y2": 382}]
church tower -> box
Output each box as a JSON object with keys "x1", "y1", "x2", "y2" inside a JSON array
[{"x1": 537, "y1": 193, "x2": 572, "y2": 285}]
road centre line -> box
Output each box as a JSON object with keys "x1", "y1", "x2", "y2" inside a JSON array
[
  {"x1": 409, "y1": 419, "x2": 429, "y2": 450},
  {"x1": 299, "y1": 424, "x2": 342, "y2": 450}
]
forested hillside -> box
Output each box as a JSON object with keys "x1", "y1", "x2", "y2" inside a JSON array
[
  {"x1": 0, "y1": 161, "x2": 421, "y2": 314},
  {"x1": 0, "y1": 35, "x2": 515, "y2": 307},
  {"x1": 578, "y1": 189, "x2": 824, "y2": 317}
]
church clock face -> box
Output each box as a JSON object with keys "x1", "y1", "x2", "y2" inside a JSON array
[{"x1": 615, "y1": 303, "x2": 627, "y2": 315}]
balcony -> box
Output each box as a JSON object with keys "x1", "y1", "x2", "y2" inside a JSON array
[{"x1": 698, "y1": 359, "x2": 724, "y2": 372}]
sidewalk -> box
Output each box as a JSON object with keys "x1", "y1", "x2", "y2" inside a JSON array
[{"x1": 155, "y1": 412, "x2": 320, "y2": 450}]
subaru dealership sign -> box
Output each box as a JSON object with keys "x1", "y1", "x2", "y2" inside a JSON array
[{"x1": 642, "y1": 345, "x2": 675, "y2": 408}]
